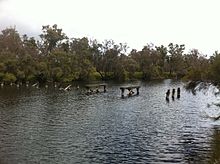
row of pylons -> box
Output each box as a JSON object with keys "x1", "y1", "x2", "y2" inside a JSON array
[
  {"x1": 0, "y1": 82, "x2": 79, "y2": 91},
  {"x1": 166, "y1": 87, "x2": 180, "y2": 100},
  {"x1": 0, "y1": 82, "x2": 45, "y2": 89}
]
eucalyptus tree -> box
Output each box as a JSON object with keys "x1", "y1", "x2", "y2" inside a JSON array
[
  {"x1": 89, "y1": 39, "x2": 105, "y2": 79},
  {"x1": 210, "y1": 51, "x2": 220, "y2": 82},
  {"x1": 155, "y1": 45, "x2": 168, "y2": 70},
  {"x1": 0, "y1": 27, "x2": 24, "y2": 83},
  {"x1": 39, "y1": 24, "x2": 68, "y2": 55},
  {"x1": 0, "y1": 27, "x2": 23, "y2": 55},
  {"x1": 70, "y1": 37, "x2": 95, "y2": 80},
  {"x1": 168, "y1": 43, "x2": 185, "y2": 78}
]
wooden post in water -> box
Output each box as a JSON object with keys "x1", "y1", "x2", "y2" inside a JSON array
[
  {"x1": 136, "y1": 87, "x2": 139, "y2": 95},
  {"x1": 177, "y1": 87, "x2": 180, "y2": 98},
  {"x1": 166, "y1": 89, "x2": 170, "y2": 100},
  {"x1": 121, "y1": 88, "x2": 125, "y2": 98},
  {"x1": 172, "y1": 89, "x2": 175, "y2": 99},
  {"x1": 103, "y1": 85, "x2": 107, "y2": 93}
]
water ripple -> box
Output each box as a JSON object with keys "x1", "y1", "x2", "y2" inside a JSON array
[{"x1": 0, "y1": 81, "x2": 220, "y2": 163}]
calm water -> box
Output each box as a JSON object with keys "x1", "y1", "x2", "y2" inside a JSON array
[{"x1": 0, "y1": 80, "x2": 220, "y2": 164}]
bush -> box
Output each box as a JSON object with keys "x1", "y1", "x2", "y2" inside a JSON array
[
  {"x1": 133, "y1": 72, "x2": 143, "y2": 79},
  {"x1": 62, "y1": 72, "x2": 80, "y2": 82},
  {"x1": 3, "y1": 73, "x2": 16, "y2": 83},
  {"x1": 210, "y1": 56, "x2": 220, "y2": 82},
  {"x1": 16, "y1": 70, "x2": 25, "y2": 82},
  {"x1": 163, "y1": 72, "x2": 171, "y2": 79},
  {"x1": 89, "y1": 71, "x2": 102, "y2": 81},
  {"x1": 117, "y1": 70, "x2": 129, "y2": 81},
  {"x1": 63, "y1": 77, "x2": 72, "y2": 83},
  {"x1": 52, "y1": 67, "x2": 63, "y2": 82},
  {"x1": 114, "y1": 69, "x2": 129, "y2": 81},
  {"x1": 0, "y1": 63, "x2": 5, "y2": 72},
  {"x1": 150, "y1": 66, "x2": 164, "y2": 80},
  {"x1": 105, "y1": 72, "x2": 115, "y2": 80},
  {"x1": 0, "y1": 72, "x2": 4, "y2": 81},
  {"x1": 183, "y1": 69, "x2": 201, "y2": 81},
  {"x1": 27, "y1": 75, "x2": 36, "y2": 82}
]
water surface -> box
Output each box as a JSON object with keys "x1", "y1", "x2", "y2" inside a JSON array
[{"x1": 0, "y1": 80, "x2": 220, "y2": 164}]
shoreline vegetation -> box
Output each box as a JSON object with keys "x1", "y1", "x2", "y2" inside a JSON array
[{"x1": 0, "y1": 24, "x2": 220, "y2": 86}]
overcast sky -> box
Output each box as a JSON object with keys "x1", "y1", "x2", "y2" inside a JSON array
[{"x1": 0, "y1": 0, "x2": 220, "y2": 55}]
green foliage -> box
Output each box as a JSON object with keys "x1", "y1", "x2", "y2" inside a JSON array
[
  {"x1": 63, "y1": 76, "x2": 73, "y2": 83},
  {"x1": 3, "y1": 73, "x2": 16, "y2": 83},
  {"x1": 62, "y1": 72, "x2": 80, "y2": 82},
  {"x1": 0, "y1": 27, "x2": 23, "y2": 55},
  {"x1": 210, "y1": 54, "x2": 220, "y2": 82},
  {"x1": 16, "y1": 70, "x2": 25, "y2": 82},
  {"x1": 104, "y1": 72, "x2": 115, "y2": 80},
  {"x1": 78, "y1": 59, "x2": 96, "y2": 80},
  {"x1": 0, "y1": 63, "x2": 5, "y2": 72},
  {"x1": 163, "y1": 72, "x2": 173, "y2": 79},
  {"x1": 0, "y1": 72, "x2": 4, "y2": 81},
  {"x1": 0, "y1": 25, "x2": 219, "y2": 84},
  {"x1": 40, "y1": 24, "x2": 67, "y2": 54},
  {"x1": 52, "y1": 67, "x2": 63, "y2": 82},
  {"x1": 183, "y1": 69, "x2": 202, "y2": 81},
  {"x1": 150, "y1": 66, "x2": 163, "y2": 80},
  {"x1": 115, "y1": 69, "x2": 129, "y2": 81},
  {"x1": 133, "y1": 72, "x2": 143, "y2": 79},
  {"x1": 27, "y1": 75, "x2": 35, "y2": 82},
  {"x1": 89, "y1": 72, "x2": 102, "y2": 81}
]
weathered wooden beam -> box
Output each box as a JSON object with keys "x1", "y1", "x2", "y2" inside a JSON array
[
  {"x1": 120, "y1": 88, "x2": 125, "y2": 98},
  {"x1": 85, "y1": 83, "x2": 107, "y2": 89},
  {"x1": 119, "y1": 85, "x2": 140, "y2": 90},
  {"x1": 85, "y1": 83, "x2": 107, "y2": 95}
]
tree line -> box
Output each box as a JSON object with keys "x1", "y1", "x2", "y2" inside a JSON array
[{"x1": 0, "y1": 24, "x2": 220, "y2": 84}]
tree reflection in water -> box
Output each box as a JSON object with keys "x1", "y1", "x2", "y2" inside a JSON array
[{"x1": 209, "y1": 127, "x2": 220, "y2": 164}]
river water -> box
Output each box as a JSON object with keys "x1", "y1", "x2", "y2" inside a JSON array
[{"x1": 0, "y1": 80, "x2": 220, "y2": 164}]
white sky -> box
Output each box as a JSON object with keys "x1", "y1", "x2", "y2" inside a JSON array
[{"x1": 0, "y1": 0, "x2": 220, "y2": 55}]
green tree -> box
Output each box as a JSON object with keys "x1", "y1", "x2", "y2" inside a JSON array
[
  {"x1": 168, "y1": 43, "x2": 185, "y2": 78},
  {"x1": 22, "y1": 35, "x2": 39, "y2": 56},
  {"x1": 39, "y1": 24, "x2": 67, "y2": 55},
  {"x1": 0, "y1": 27, "x2": 23, "y2": 55},
  {"x1": 3, "y1": 73, "x2": 17, "y2": 83},
  {"x1": 210, "y1": 51, "x2": 220, "y2": 82}
]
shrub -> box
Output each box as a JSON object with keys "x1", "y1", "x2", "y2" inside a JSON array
[
  {"x1": 3, "y1": 73, "x2": 17, "y2": 83},
  {"x1": 0, "y1": 72, "x2": 4, "y2": 81},
  {"x1": 27, "y1": 75, "x2": 36, "y2": 82},
  {"x1": 89, "y1": 71, "x2": 102, "y2": 81},
  {"x1": 16, "y1": 70, "x2": 25, "y2": 82},
  {"x1": 52, "y1": 67, "x2": 63, "y2": 82},
  {"x1": 133, "y1": 72, "x2": 143, "y2": 79}
]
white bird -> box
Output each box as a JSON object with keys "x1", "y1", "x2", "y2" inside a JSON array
[{"x1": 26, "y1": 81, "x2": 29, "y2": 87}]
